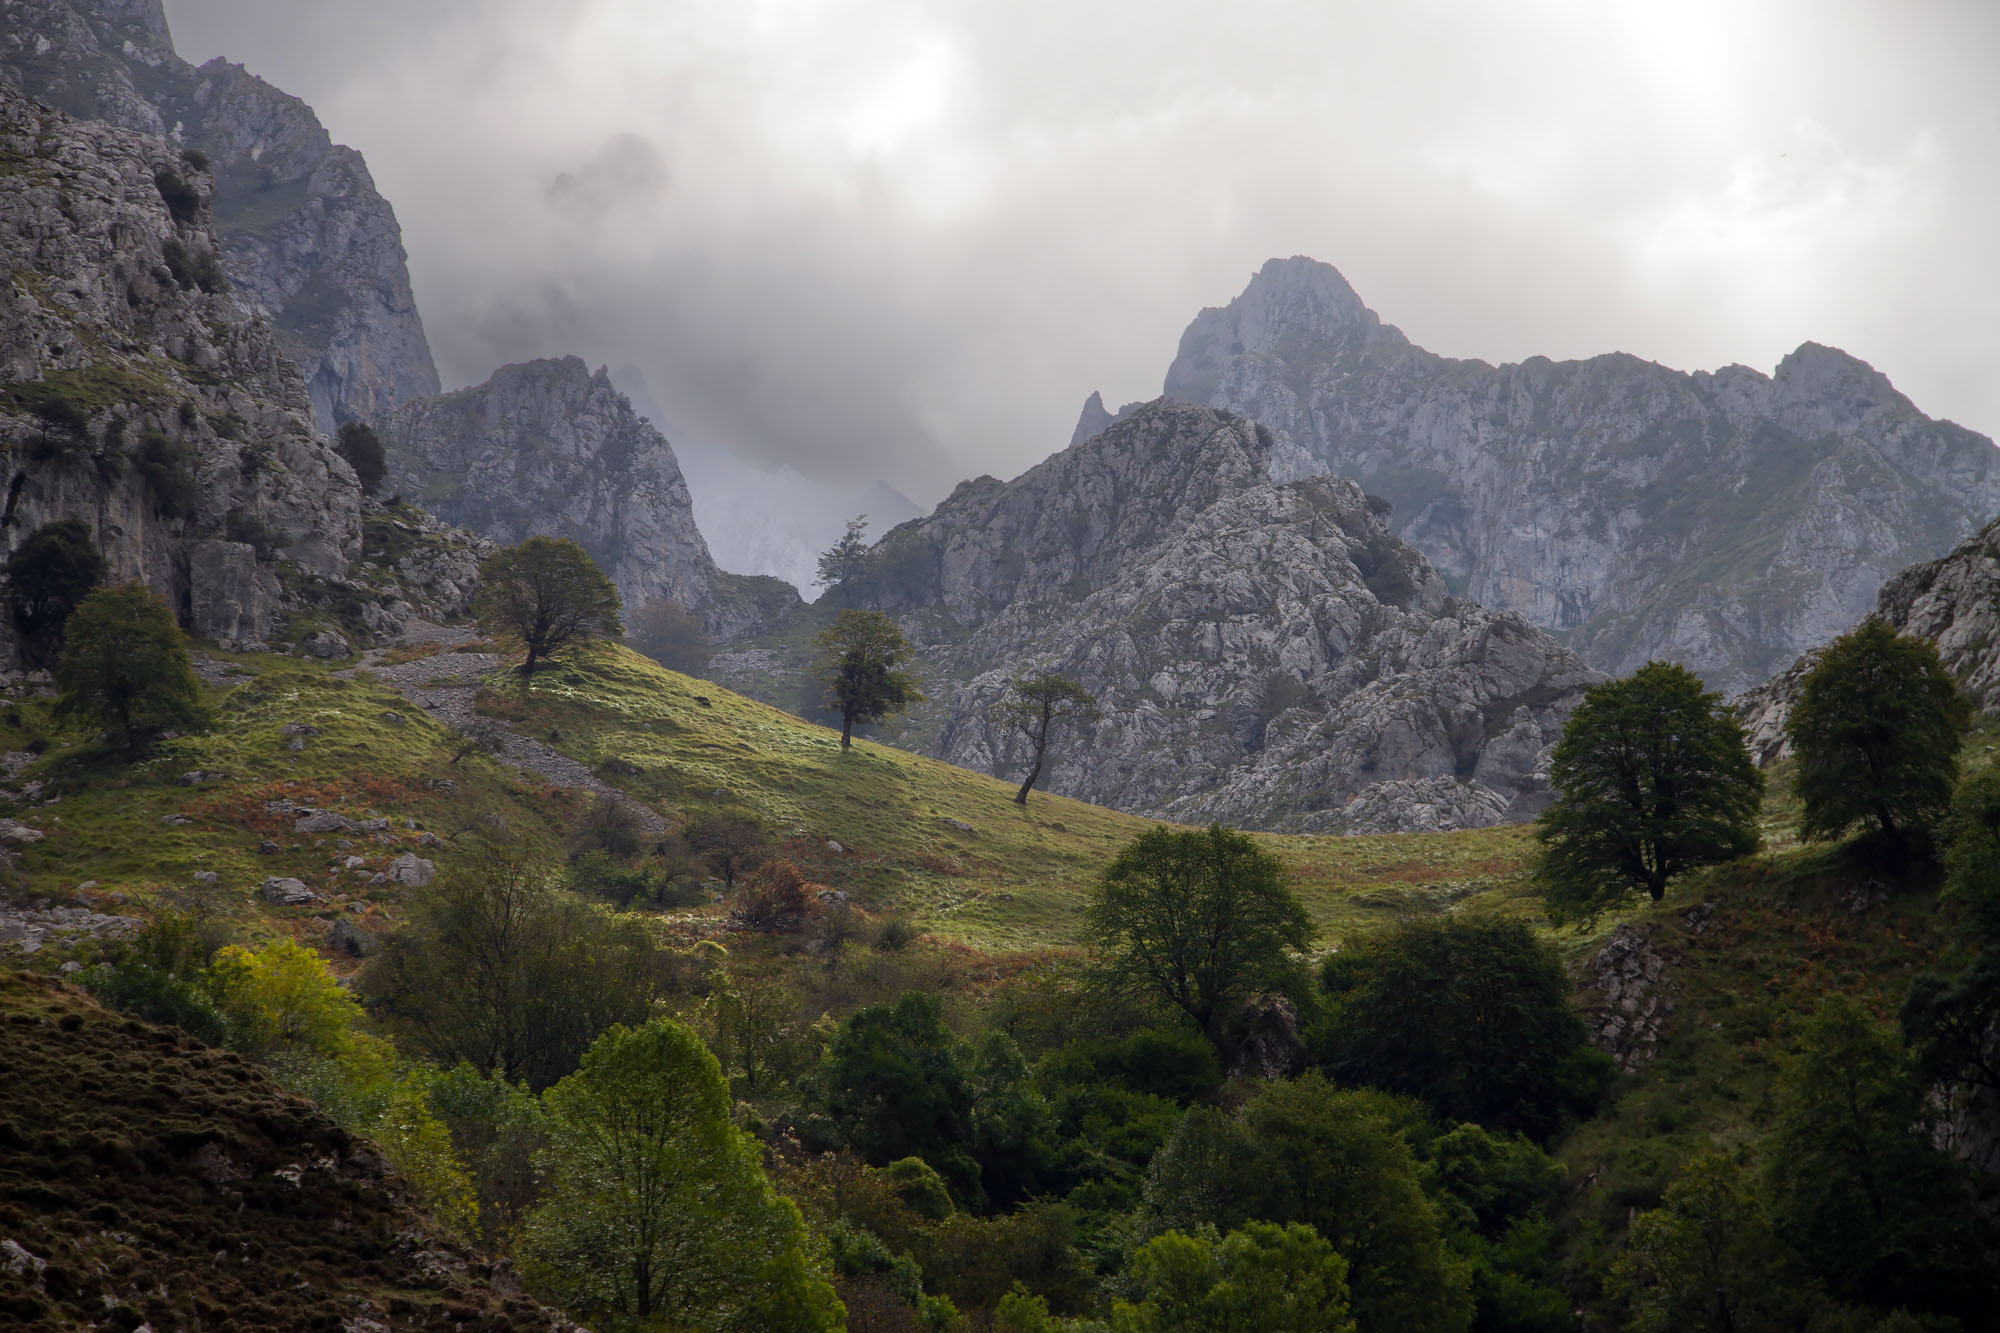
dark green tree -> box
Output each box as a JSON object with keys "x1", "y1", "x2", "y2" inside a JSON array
[
  {"x1": 1322, "y1": 916, "x2": 1602, "y2": 1139},
  {"x1": 1087, "y1": 825, "x2": 1309, "y2": 1050},
  {"x1": 1137, "y1": 1075, "x2": 1471, "y2": 1333},
  {"x1": 682, "y1": 812, "x2": 770, "y2": 888},
  {"x1": 1611, "y1": 1152, "x2": 1818, "y2": 1333},
  {"x1": 815, "y1": 514, "x2": 869, "y2": 607},
  {"x1": 810, "y1": 608, "x2": 923, "y2": 748},
  {"x1": 4, "y1": 518, "x2": 107, "y2": 669},
  {"x1": 473, "y1": 536, "x2": 622, "y2": 676},
  {"x1": 1785, "y1": 616, "x2": 1968, "y2": 845},
  {"x1": 1538, "y1": 661, "x2": 1763, "y2": 920},
  {"x1": 522, "y1": 1019, "x2": 844, "y2": 1329},
  {"x1": 335, "y1": 421, "x2": 387, "y2": 495},
  {"x1": 53, "y1": 582, "x2": 210, "y2": 748},
  {"x1": 1903, "y1": 768, "x2": 2000, "y2": 1102},
  {"x1": 1763, "y1": 993, "x2": 1995, "y2": 1322},
  {"x1": 811, "y1": 992, "x2": 981, "y2": 1204},
  {"x1": 997, "y1": 670, "x2": 1101, "y2": 805}
]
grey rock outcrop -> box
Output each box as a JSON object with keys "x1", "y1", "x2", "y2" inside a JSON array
[
  {"x1": 1068, "y1": 391, "x2": 1140, "y2": 447},
  {"x1": 828, "y1": 400, "x2": 1600, "y2": 832},
  {"x1": 1, "y1": 0, "x2": 439, "y2": 430},
  {"x1": 1156, "y1": 257, "x2": 2000, "y2": 693},
  {"x1": 381, "y1": 356, "x2": 795, "y2": 637},
  {"x1": 0, "y1": 85, "x2": 362, "y2": 648}
]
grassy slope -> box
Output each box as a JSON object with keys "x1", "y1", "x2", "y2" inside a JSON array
[
  {"x1": 0, "y1": 970, "x2": 570, "y2": 1331},
  {"x1": 469, "y1": 640, "x2": 1545, "y2": 951}
]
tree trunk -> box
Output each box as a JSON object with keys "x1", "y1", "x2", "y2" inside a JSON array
[
  {"x1": 1014, "y1": 761, "x2": 1040, "y2": 805},
  {"x1": 840, "y1": 710, "x2": 853, "y2": 748}
]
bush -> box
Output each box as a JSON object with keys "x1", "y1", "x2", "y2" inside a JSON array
[
  {"x1": 53, "y1": 582, "x2": 211, "y2": 748},
  {"x1": 81, "y1": 959, "x2": 230, "y2": 1046},
  {"x1": 153, "y1": 169, "x2": 201, "y2": 224},
  {"x1": 133, "y1": 429, "x2": 200, "y2": 517},
  {"x1": 733, "y1": 858, "x2": 817, "y2": 931},
  {"x1": 4, "y1": 519, "x2": 107, "y2": 670}
]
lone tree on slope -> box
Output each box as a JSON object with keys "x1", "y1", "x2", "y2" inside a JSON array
[
  {"x1": 474, "y1": 537, "x2": 622, "y2": 676},
  {"x1": 54, "y1": 582, "x2": 211, "y2": 750},
  {"x1": 1785, "y1": 615, "x2": 1968, "y2": 847},
  {"x1": 811, "y1": 608, "x2": 922, "y2": 749},
  {"x1": 1537, "y1": 660, "x2": 1763, "y2": 921},
  {"x1": 997, "y1": 669, "x2": 1100, "y2": 805}
]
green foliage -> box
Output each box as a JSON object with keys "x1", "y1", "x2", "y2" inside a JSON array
[
  {"x1": 521, "y1": 1018, "x2": 844, "y2": 1329},
  {"x1": 474, "y1": 536, "x2": 622, "y2": 675},
  {"x1": 811, "y1": 607, "x2": 923, "y2": 747},
  {"x1": 812, "y1": 991, "x2": 982, "y2": 1204},
  {"x1": 885, "y1": 1157, "x2": 957, "y2": 1221},
  {"x1": 1110, "y1": 1221, "x2": 1356, "y2": 1333},
  {"x1": 374, "y1": 1078, "x2": 480, "y2": 1238},
  {"x1": 81, "y1": 958, "x2": 230, "y2": 1046},
  {"x1": 359, "y1": 846, "x2": 675, "y2": 1089},
  {"x1": 160, "y1": 237, "x2": 227, "y2": 293},
  {"x1": 998, "y1": 670, "x2": 1101, "y2": 805},
  {"x1": 4, "y1": 518, "x2": 107, "y2": 669},
  {"x1": 1088, "y1": 825, "x2": 1309, "y2": 1048},
  {"x1": 1611, "y1": 1152, "x2": 1816, "y2": 1333},
  {"x1": 153, "y1": 168, "x2": 201, "y2": 223},
  {"x1": 1762, "y1": 993, "x2": 1995, "y2": 1321},
  {"x1": 335, "y1": 421, "x2": 387, "y2": 495},
  {"x1": 133, "y1": 428, "x2": 200, "y2": 516},
  {"x1": 1321, "y1": 915, "x2": 1598, "y2": 1139},
  {"x1": 625, "y1": 595, "x2": 712, "y2": 674},
  {"x1": 202, "y1": 938, "x2": 363, "y2": 1058},
  {"x1": 53, "y1": 582, "x2": 211, "y2": 747},
  {"x1": 816, "y1": 514, "x2": 870, "y2": 606},
  {"x1": 683, "y1": 811, "x2": 771, "y2": 887},
  {"x1": 1786, "y1": 617, "x2": 1969, "y2": 844},
  {"x1": 1137, "y1": 1074, "x2": 1471, "y2": 1333},
  {"x1": 1538, "y1": 661, "x2": 1762, "y2": 918}
]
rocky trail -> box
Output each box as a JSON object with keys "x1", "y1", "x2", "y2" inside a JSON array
[{"x1": 343, "y1": 627, "x2": 670, "y2": 835}]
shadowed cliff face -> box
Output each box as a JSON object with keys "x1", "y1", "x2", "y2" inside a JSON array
[
  {"x1": 1, "y1": 0, "x2": 440, "y2": 432},
  {"x1": 1150, "y1": 256, "x2": 2000, "y2": 694}
]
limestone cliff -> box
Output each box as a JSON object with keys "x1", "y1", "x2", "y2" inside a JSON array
[
  {"x1": 1, "y1": 0, "x2": 440, "y2": 430},
  {"x1": 1155, "y1": 257, "x2": 2000, "y2": 693},
  {"x1": 380, "y1": 358, "x2": 795, "y2": 637},
  {"x1": 0, "y1": 86, "x2": 474, "y2": 658},
  {"x1": 732, "y1": 400, "x2": 1601, "y2": 833}
]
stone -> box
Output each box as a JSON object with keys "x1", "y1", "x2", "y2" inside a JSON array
[
  {"x1": 304, "y1": 630, "x2": 351, "y2": 659},
  {"x1": 386, "y1": 853, "x2": 435, "y2": 887},
  {"x1": 343, "y1": 856, "x2": 367, "y2": 870},
  {"x1": 327, "y1": 918, "x2": 379, "y2": 958},
  {"x1": 189, "y1": 540, "x2": 280, "y2": 645},
  {"x1": 258, "y1": 839, "x2": 282, "y2": 855},
  {"x1": 58, "y1": 960, "x2": 82, "y2": 974},
  {"x1": 280, "y1": 724, "x2": 324, "y2": 737},
  {"x1": 382, "y1": 712, "x2": 407, "y2": 726},
  {"x1": 826, "y1": 840, "x2": 844, "y2": 854},
  {"x1": 192, "y1": 871, "x2": 219, "y2": 885},
  {"x1": 351, "y1": 818, "x2": 390, "y2": 833},
  {"x1": 1229, "y1": 993, "x2": 1306, "y2": 1081},
  {"x1": 160, "y1": 814, "x2": 192, "y2": 826},
  {"x1": 178, "y1": 769, "x2": 232, "y2": 786},
  {"x1": 938, "y1": 818, "x2": 975, "y2": 834},
  {"x1": 0, "y1": 819, "x2": 44, "y2": 844},
  {"x1": 260, "y1": 877, "x2": 316, "y2": 906},
  {"x1": 295, "y1": 811, "x2": 351, "y2": 835}
]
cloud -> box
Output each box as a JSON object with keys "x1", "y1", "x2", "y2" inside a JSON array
[{"x1": 164, "y1": 0, "x2": 2000, "y2": 504}]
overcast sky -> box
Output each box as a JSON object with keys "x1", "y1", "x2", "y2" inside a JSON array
[{"x1": 165, "y1": 0, "x2": 2000, "y2": 505}]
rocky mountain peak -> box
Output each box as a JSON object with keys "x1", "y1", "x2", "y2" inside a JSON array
[{"x1": 1158, "y1": 256, "x2": 2000, "y2": 693}]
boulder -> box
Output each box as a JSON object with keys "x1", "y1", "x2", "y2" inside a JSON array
[
  {"x1": 327, "y1": 918, "x2": 379, "y2": 958},
  {"x1": 295, "y1": 811, "x2": 351, "y2": 835},
  {"x1": 260, "y1": 877, "x2": 316, "y2": 906},
  {"x1": 386, "y1": 853, "x2": 435, "y2": 888}
]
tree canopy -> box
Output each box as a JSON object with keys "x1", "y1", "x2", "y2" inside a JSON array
[
  {"x1": 53, "y1": 582, "x2": 210, "y2": 748},
  {"x1": 4, "y1": 518, "x2": 106, "y2": 669},
  {"x1": 997, "y1": 670, "x2": 1101, "y2": 805},
  {"x1": 1111, "y1": 1221, "x2": 1356, "y2": 1333},
  {"x1": 816, "y1": 514, "x2": 871, "y2": 608},
  {"x1": 1087, "y1": 824, "x2": 1310, "y2": 1050},
  {"x1": 474, "y1": 536, "x2": 622, "y2": 675},
  {"x1": 1537, "y1": 660, "x2": 1762, "y2": 920},
  {"x1": 1786, "y1": 616, "x2": 1968, "y2": 845},
  {"x1": 521, "y1": 1018, "x2": 844, "y2": 1330},
  {"x1": 811, "y1": 608, "x2": 923, "y2": 748},
  {"x1": 1321, "y1": 916, "x2": 1602, "y2": 1140}
]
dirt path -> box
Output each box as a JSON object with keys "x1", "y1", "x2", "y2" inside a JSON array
[{"x1": 341, "y1": 627, "x2": 669, "y2": 835}]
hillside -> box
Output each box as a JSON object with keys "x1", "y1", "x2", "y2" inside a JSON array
[
  {"x1": 0, "y1": 969, "x2": 577, "y2": 1330},
  {"x1": 1149, "y1": 256, "x2": 2000, "y2": 693}
]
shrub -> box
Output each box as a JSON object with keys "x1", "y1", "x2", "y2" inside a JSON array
[
  {"x1": 3, "y1": 518, "x2": 107, "y2": 670},
  {"x1": 133, "y1": 429, "x2": 200, "y2": 517},
  {"x1": 153, "y1": 168, "x2": 200, "y2": 224},
  {"x1": 53, "y1": 582, "x2": 211, "y2": 748}
]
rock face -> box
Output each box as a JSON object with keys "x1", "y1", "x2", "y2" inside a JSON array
[
  {"x1": 836, "y1": 400, "x2": 1600, "y2": 832},
  {"x1": 1738, "y1": 511, "x2": 2000, "y2": 757},
  {"x1": 1156, "y1": 256, "x2": 2000, "y2": 694},
  {"x1": 1, "y1": 0, "x2": 439, "y2": 430},
  {"x1": 0, "y1": 87, "x2": 480, "y2": 660},
  {"x1": 381, "y1": 356, "x2": 796, "y2": 638}
]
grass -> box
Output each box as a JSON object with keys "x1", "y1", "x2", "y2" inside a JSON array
[{"x1": 471, "y1": 640, "x2": 1545, "y2": 951}]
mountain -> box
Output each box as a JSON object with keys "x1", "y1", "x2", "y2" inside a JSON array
[
  {"x1": 0, "y1": 83, "x2": 481, "y2": 659},
  {"x1": 1, "y1": 0, "x2": 439, "y2": 431},
  {"x1": 1150, "y1": 256, "x2": 2000, "y2": 693},
  {"x1": 726, "y1": 399, "x2": 1601, "y2": 833},
  {"x1": 379, "y1": 357, "x2": 798, "y2": 638}
]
